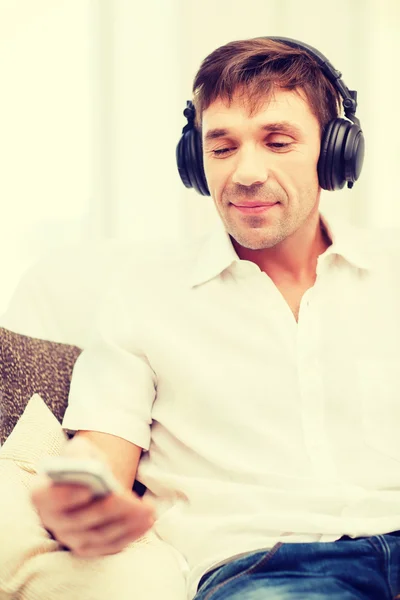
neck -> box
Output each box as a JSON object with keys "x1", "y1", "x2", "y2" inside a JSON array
[{"x1": 232, "y1": 211, "x2": 331, "y2": 285}]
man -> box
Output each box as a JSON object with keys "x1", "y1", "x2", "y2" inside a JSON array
[{"x1": 31, "y1": 37, "x2": 400, "y2": 600}]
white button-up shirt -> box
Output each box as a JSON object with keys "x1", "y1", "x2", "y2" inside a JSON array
[{"x1": 63, "y1": 210, "x2": 400, "y2": 600}]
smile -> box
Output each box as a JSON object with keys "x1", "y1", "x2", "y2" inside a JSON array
[{"x1": 232, "y1": 203, "x2": 278, "y2": 214}]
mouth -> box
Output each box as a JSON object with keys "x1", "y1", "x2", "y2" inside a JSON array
[{"x1": 231, "y1": 202, "x2": 278, "y2": 214}]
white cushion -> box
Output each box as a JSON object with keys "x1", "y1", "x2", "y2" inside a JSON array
[{"x1": 0, "y1": 394, "x2": 186, "y2": 600}]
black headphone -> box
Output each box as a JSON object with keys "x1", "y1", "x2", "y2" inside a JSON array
[{"x1": 176, "y1": 36, "x2": 365, "y2": 195}]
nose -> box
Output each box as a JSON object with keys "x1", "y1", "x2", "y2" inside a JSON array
[{"x1": 231, "y1": 146, "x2": 269, "y2": 187}]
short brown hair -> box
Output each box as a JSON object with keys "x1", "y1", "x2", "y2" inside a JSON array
[{"x1": 192, "y1": 37, "x2": 341, "y2": 136}]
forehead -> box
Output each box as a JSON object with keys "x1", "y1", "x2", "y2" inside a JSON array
[{"x1": 202, "y1": 88, "x2": 319, "y2": 140}]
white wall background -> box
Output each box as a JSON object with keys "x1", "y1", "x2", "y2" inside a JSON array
[{"x1": 0, "y1": 0, "x2": 399, "y2": 314}]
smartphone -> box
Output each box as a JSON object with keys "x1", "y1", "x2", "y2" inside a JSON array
[{"x1": 38, "y1": 456, "x2": 124, "y2": 499}]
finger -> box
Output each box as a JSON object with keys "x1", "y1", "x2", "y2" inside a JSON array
[
  {"x1": 31, "y1": 474, "x2": 54, "y2": 509},
  {"x1": 44, "y1": 483, "x2": 94, "y2": 514},
  {"x1": 31, "y1": 472, "x2": 94, "y2": 509},
  {"x1": 67, "y1": 516, "x2": 131, "y2": 550},
  {"x1": 64, "y1": 500, "x2": 117, "y2": 535},
  {"x1": 32, "y1": 487, "x2": 94, "y2": 538},
  {"x1": 72, "y1": 515, "x2": 155, "y2": 557},
  {"x1": 65, "y1": 491, "x2": 153, "y2": 532},
  {"x1": 88, "y1": 510, "x2": 155, "y2": 545}
]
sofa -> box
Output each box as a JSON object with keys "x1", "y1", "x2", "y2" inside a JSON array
[{"x1": 0, "y1": 239, "x2": 188, "y2": 600}]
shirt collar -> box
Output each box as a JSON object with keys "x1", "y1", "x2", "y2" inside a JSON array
[
  {"x1": 188, "y1": 208, "x2": 375, "y2": 289},
  {"x1": 318, "y1": 209, "x2": 375, "y2": 272}
]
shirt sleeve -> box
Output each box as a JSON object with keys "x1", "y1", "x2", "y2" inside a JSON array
[{"x1": 62, "y1": 261, "x2": 156, "y2": 451}]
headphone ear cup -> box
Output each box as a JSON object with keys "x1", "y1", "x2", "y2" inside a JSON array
[
  {"x1": 318, "y1": 119, "x2": 346, "y2": 191},
  {"x1": 190, "y1": 127, "x2": 210, "y2": 196},
  {"x1": 176, "y1": 127, "x2": 210, "y2": 196},
  {"x1": 318, "y1": 118, "x2": 364, "y2": 191},
  {"x1": 343, "y1": 124, "x2": 365, "y2": 186},
  {"x1": 176, "y1": 133, "x2": 192, "y2": 189}
]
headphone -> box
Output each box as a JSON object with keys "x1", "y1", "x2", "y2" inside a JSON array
[{"x1": 176, "y1": 36, "x2": 365, "y2": 195}]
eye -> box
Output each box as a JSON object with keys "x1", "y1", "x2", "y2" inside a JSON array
[
  {"x1": 212, "y1": 147, "x2": 235, "y2": 156},
  {"x1": 268, "y1": 142, "x2": 291, "y2": 150}
]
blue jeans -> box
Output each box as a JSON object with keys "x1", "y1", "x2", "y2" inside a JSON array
[{"x1": 194, "y1": 531, "x2": 400, "y2": 599}]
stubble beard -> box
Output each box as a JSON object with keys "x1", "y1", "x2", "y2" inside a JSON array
[
  {"x1": 219, "y1": 184, "x2": 320, "y2": 251},
  {"x1": 220, "y1": 204, "x2": 292, "y2": 250}
]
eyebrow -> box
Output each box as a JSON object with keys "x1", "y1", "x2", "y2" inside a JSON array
[{"x1": 203, "y1": 121, "x2": 303, "y2": 144}]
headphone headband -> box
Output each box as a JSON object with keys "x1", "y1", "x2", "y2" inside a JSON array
[{"x1": 266, "y1": 37, "x2": 359, "y2": 126}]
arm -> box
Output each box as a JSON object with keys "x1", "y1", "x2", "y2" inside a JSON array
[
  {"x1": 32, "y1": 260, "x2": 156, "y2": 555},
  {"x1": 72, "y1": 430, "x2": 142, "y2": 491}
]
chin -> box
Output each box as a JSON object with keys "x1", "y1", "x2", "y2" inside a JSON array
[{"x1": 232, "y1": 231, "x2": 277, "y2": 251}]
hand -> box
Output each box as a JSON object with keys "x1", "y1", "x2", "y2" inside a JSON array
[{"x1": 31, "y1": 437, "x2": 155, "y2": 557}]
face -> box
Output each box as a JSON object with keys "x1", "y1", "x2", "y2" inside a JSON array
[{"x1": 202, "y1": 88, "x2": 322, "y2": 251}]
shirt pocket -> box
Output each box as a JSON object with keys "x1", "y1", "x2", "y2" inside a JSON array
[{"x1": 357, "y1": 357, "x2": 400, "y2": 462}]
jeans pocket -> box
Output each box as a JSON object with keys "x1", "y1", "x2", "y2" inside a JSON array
[
  {"x1": 357, "y1": 357, "x2": 400, "y2": 461},
  {"x1": 200, "y1": 544, "x2": 284, "y2": 599},
  {"x1": 245, "y1": 542, "x2": 284, "y2": 574}
]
